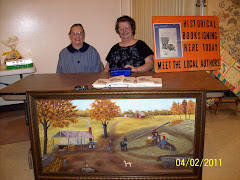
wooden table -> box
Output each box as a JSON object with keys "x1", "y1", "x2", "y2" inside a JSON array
[
  {"x1": 0, "y1": 71, "x2": 229, "y2": 101},
  {"x1": 0, "y1": 63, "x2": 36, "y2": 86}
]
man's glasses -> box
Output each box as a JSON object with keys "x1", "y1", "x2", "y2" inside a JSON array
[{"x1": 72, "y1": 32, "x2": 84, "y2": 35}]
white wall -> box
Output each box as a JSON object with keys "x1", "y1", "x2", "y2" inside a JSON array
[
  {"x1": 0, "y1": 0, "x2": 131, "y2": 74},
  {"x1": 0, "y1": 0, "x2": 131, "y2": 105},
  {"x1": 0, "y1": 0, "x2": 205, "y2": 106}
]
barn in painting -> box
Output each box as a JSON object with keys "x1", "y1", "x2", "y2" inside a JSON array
[{"x1": 135, "y1": 112, "x2": 145, "y2": 118}]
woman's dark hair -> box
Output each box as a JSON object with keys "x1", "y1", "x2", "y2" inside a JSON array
[
  {"x1": 69, "y1": 24, "x2": 85, "y2": 35},
  {"x1": 115, "y1": 15, "x2": 136, "y2": 35}
]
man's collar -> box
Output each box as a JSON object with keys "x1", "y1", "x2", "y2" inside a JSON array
[{"x1": 67, "y1": 42, "x2": 89, "y2": 53}]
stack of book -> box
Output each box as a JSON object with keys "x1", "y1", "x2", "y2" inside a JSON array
[{"x1": 92, "y1": 75, "x2": 162, "y2": 89}]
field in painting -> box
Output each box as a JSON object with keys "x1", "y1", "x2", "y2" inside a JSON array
[{"x1": 39, "y1": 114, "x2": 195, "y2": 174}]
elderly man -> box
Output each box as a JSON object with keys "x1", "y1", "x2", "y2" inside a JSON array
[{"x1": 57, "y1": 24, "x2": 102, "y2": 73}]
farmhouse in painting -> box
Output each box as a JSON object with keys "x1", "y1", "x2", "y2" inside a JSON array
[
  {"x1": 51, "y1": 129, "x2": 95, "y2": 150},
  {"x1": 124, "y1": 114, "x2": 134, "y2": 118}
]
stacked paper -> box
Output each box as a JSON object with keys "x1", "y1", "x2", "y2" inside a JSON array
[
  {"x1": 92, "y1": 76, "x2": 162, "y2": 89},
  {"x1": 107, "y1": 75, "x2": 125, "y2": 85},
  {"x1": 122, "y1": 77, "x2": 136, "y2": 85},
  {"x1": 152, "y1": 78, "x2": 163, "y2": 87},
  {"x1": 92, "y1": 79, "x2": 110, "y2": 88}
]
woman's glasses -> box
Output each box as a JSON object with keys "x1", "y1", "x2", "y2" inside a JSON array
[
  {"x1": 72, "y1": 32, "x2": 84, "y2": 36},
  {"x1": 118, "y1": 26, "x2": 131, "y2": 31}
]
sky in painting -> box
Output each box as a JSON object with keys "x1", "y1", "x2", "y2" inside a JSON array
[{"x1": 72, "y1": 98, "x2": 196, "y2": 112}]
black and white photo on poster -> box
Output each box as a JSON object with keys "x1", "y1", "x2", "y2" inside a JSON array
[{"x1": 153, "y1": 23, "x2": 183, "y2": 59}]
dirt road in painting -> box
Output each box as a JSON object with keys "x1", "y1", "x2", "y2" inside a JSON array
[
  {"x1": 57, "y1": 120, "x2": 194, "y2": 174},
  {"x1": 63, "y1": 136, "x2": 163, "y2": 173}
]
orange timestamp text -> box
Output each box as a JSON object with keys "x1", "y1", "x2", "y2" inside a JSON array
[{"x1": 176, "y1": 158, "x2": 222, "y2": 167}]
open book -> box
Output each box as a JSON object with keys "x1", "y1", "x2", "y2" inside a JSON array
[
  {"x1": 107, "y1": 75, "x2": 125, "y2": 85},
  {"x1": 92, "y1": 76, "x2": 162, "y2": 89},
  {"x1": 92, "y1": 79, "x2": 110, "y2": 88}
]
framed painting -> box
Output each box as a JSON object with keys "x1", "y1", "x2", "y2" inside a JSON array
[{"x1": 26, "y1": 90, "x2": 206, "y2": 180}]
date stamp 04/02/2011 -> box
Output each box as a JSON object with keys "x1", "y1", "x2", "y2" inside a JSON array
[{"x1": 176, "y1": 158, "x2": 222, "y2": 167}]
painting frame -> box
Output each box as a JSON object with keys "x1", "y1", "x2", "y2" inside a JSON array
[{"x1": 26, "y1": 89, "x2": 206, "y2": 180}]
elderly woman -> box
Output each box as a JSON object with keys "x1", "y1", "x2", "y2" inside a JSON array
[
  {"x1": 104, "y1": 16, "x2": 154, "y2": 72},
  {"x1": 57, "y1": 24, "x2": 102, "y2": 73}
]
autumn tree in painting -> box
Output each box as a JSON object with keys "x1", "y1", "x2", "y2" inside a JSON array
[
  {"x1": 182, "y1": 100, "x2": 187, "y2": 120},
  {"x1": 123, "y1": 109, "x2": 134, "y2": 115},
  {"x1": 89, "y1": 99, "x2": 120, "y2": 137},
  {"x1": 171, "y1": 102, "x2": 183, "y2": 119},
  {"x1": 78, "y1": 108, "x2": 90, "y2": 117},
  {"x1": 36, "y1": 100, "x2": 79, "y2": 155},
  {"x1": 187, "y1": 100, "x2": 195, "y2": 119}
]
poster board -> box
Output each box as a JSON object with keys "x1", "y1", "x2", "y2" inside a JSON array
[{"x1": 152, "y1": 16, "x2": 221, "y2": 73}]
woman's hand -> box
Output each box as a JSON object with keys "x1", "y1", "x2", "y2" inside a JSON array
[
  {"x1": 124, "y1": 65, "x2": 137, "y2": 72},
  {"x1": 125, "y1": 55, "x2": 154, "y2": 72},
  {"x1": 104, "y1": 62, "x2": 110, "y2": 72}
]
